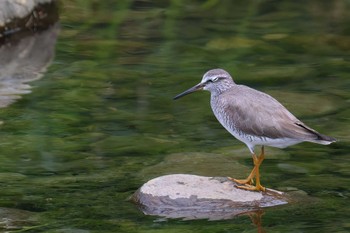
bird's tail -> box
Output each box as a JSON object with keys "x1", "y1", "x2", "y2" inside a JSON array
[
  {"x1": 311, "y1": 133, "x2": 337, "y2": 145},
  {"x1": 296, "y1": 123, "x2": 336, "y2": 145}
]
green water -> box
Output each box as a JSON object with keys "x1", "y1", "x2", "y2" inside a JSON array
[{"x1": 0, "y1": 0, "x2": 349, "y2": 232}]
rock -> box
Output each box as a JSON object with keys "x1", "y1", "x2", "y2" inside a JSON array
[
  {"x1": 131, "y1": 174, "x2": 288, "y2": 220},
  {"x1": 0, "y1": 0, "x2": 53, "y2": 27},
  {"x1": 0, "y1": 0, "x2": 58, "y2": 37}
]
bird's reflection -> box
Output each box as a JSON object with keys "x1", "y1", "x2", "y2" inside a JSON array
[{"x1": 242, "y1": 209, "x2": 266, "y2": 233}]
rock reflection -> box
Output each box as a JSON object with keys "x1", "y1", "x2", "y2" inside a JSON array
[
  {"x1": 0, "y1": 22, "x2": 59, "y2": 108},
  {"x1": 138, "y1": 202, "x2": 265, "y2": 221}
]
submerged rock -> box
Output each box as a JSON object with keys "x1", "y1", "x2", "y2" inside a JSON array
[
  {"x1": 0, "y1": 207, "x2": 38, "y2": 230},
  {"x1": 131, "y1": 174, "x2": 288, "y2": 220}
]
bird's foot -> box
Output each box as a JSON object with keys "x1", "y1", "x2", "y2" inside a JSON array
[
  {"x1": 236, "y1": 183, "x2": 266, "y2": 192},
  {"x1": 228, "y1": 176, "x2": 253, "y2": 185}
]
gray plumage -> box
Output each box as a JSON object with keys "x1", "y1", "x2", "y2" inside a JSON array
[{"x1": 174, "y1": 68, "x2": 336, "y2": 154}]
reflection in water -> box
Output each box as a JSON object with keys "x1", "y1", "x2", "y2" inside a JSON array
[
  {"x1": 240, "y1": 210, "x2": 266, "y2": 233},
  {"x1": 0, "y1": 24, "x2": 59, "y2": 108},
  {"x1": 0, "y1": 1, "x2": 59, "y2": 109}
]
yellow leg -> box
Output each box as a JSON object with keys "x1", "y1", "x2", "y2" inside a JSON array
[
  {"x1": 229, "y1": 146, "x2": 266, "y2": 191},
  {"x1": 253, "y1": 147, "x2": 265, "y2": 191},
  {"x1": 229, "y1": 153, "x2": 258, "y2": 185}
]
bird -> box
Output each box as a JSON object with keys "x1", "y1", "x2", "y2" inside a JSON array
[{"x1": 173, "y1": 68, "x2": 336, "y2": 191}]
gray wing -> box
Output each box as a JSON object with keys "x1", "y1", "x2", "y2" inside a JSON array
[{"x1": 214, "y1": 85, "x2": 323, "y2": 141}]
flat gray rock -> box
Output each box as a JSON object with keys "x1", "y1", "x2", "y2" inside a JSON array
[{"x1": 131, "y1": 174, "x2": 288, "y2": 220}]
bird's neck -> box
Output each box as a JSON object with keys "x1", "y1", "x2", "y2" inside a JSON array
[{"x1": 210, "y1": 81, "x2": 236, "y2": 97}]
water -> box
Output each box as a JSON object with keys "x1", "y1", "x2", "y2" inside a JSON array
[{"x1": 0, "y1": 0, "x2": 349, "y2": 232}]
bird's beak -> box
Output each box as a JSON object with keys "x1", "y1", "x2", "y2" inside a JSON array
[{"x1": 173, "y1": 82, "x2": 205, "y2": 100}]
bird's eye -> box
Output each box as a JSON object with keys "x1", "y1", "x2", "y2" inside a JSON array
[{"x1": 212, "y1": 77, "x2": 219, "y2": 82}]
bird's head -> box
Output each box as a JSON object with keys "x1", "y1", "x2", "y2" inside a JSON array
[{"x1": 173, "y1": 69, "x2": 235, "y2": 100}]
